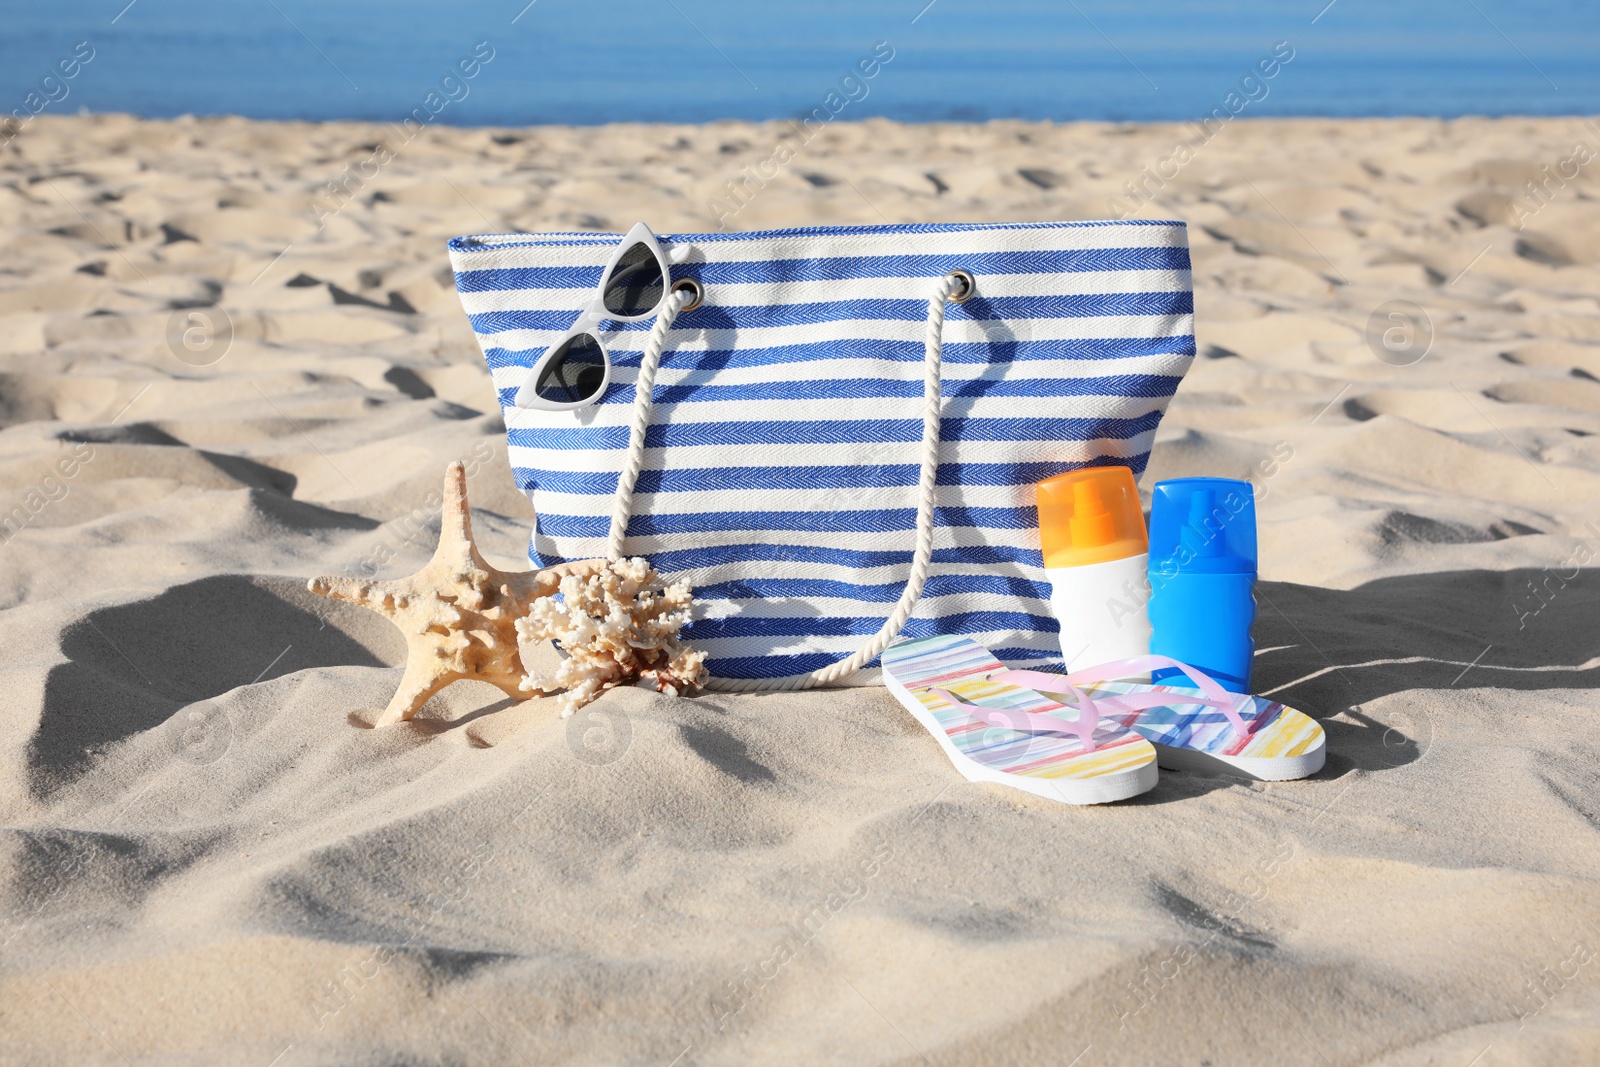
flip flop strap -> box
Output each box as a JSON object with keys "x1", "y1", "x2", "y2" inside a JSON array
[
  {"x1": 995, "y1": 656, "x2": 1254, "y2": 738},
  {"x1": 926, "y1": 681, "x2": 1103, "y2": 753}
]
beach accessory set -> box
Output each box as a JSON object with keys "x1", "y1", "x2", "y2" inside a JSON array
[
  {"x1": 449, "y1": 219, "x2": 1194, "y2": 690},
  {"x1": 882, "y1": 469, "x2": 1324, "y2": 803},
  {"x1": 446, "y1": 217, "x2": 1323, "y2": 800}
]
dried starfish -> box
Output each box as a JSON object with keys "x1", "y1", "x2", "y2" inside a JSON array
[{"x1": 307, "y1": 461, "x2": 601, "y2": 726}]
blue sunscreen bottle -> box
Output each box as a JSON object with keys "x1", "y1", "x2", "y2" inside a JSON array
[{"x1": 1147, "y1": 477, "x2": 1258, "y2": 693}]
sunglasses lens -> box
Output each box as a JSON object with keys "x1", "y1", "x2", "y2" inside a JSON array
[
  {"x1": 602, "y1": 241, "x2": 665, "y2": 317},
  {"x1": 535, "y1": 334, "x2": 606, "y2": 405}
]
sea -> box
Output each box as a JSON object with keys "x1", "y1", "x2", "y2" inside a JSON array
[{"x1": 2, "y1": 0, "x2": 1597, "y2": 128}]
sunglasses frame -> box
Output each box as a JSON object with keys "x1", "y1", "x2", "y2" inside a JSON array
[{"x1": 514, "y1": 222, "x2": 678, "y2": 411}]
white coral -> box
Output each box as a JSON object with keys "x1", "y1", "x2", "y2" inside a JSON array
[{"x1": 515, "y1": 556, "x2": 707, "y2": 717}]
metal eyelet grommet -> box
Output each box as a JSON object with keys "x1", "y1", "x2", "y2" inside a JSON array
[
  {"x1": 947, "y1": 269, "x2": 976, "y2": 303},
  {"x1": 671, "y1": 277, "x2": 704, "y2": 312}
]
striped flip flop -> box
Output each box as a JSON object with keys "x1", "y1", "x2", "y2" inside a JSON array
[
  {"x1": 881, "y1": 635, "x2": 1158, "y2": 805},
  {"x1": 994, "y1": 656, "x2": 1326, "y2": 782}
]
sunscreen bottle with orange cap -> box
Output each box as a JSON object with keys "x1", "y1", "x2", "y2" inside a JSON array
[{"x1": 1035, "y1": 466, "x2": 1151, "y2": 673}]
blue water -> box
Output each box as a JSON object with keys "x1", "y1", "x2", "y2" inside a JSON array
[{"x1": 3, "y1": 0, "x2": 1597, "y2": 127}]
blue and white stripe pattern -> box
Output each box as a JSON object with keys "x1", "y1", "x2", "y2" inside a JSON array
[{"x1": 448, "y1": 221, "x2": 1193, "y2": 682}]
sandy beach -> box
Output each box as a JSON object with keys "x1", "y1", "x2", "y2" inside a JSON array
[{"x1": 1, "y1": 112, "x2": 1598, "y2": 1065}]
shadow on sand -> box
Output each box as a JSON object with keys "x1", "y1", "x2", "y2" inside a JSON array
[
  {"x1": 26, "y1": 566, "x2": 1595, "y2": 797},
  {"x1": 1250, "y1": 567, "x2": 1596, "y2": 779},
  {"x1": 28, "y1": 574, "x2": 401, "y2": 797}
]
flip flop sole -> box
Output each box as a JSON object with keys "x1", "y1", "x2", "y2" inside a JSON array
[
  {"x1": 1085, "y1": 682, "x2": 1327, "y2": 782},
  {"x1": 1146, "y1": 730, "x2": 1326, "y2": 781},
  {"x1": 882, "y1": 636, "x2": 1159, "y2": 805}
]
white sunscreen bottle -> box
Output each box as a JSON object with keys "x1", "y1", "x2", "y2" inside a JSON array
[{"x1": 1036, "y1": 466, "x2": 1151, "y2": 674}]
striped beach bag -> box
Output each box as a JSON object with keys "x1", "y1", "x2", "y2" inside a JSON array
[{"x1": 447, "y1": 221, "x2": 1194, "y2": 691}]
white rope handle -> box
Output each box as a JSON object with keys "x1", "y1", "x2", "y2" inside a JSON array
[
  {"x1": 605, "y1": 285, "x2": 693, "y2": 559},
  {"x1": 608, "y1": 273, "x2": 966, "y2": 692}
]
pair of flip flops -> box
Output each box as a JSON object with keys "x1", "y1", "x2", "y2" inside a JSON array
[{"x1": 881, "y1": 635, "x2": 1326, "y2": 805}]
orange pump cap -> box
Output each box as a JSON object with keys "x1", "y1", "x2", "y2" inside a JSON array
[{"x1": 1036, "y1": 466, "x2": 1148, "y2": 568}]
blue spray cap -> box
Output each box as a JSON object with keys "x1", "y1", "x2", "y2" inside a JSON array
[{"x1": 1149, "y1": 477, "x2": 1257, "y2": 575}]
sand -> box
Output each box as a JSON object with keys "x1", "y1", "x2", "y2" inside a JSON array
[{"x1": 1, "y1": 111, "x2": 1598, "y2": 1066}]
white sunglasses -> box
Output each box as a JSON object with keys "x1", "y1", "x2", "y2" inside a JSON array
[{"x1": 514, "y1": 222, "x2": 697, "y2": 411}]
